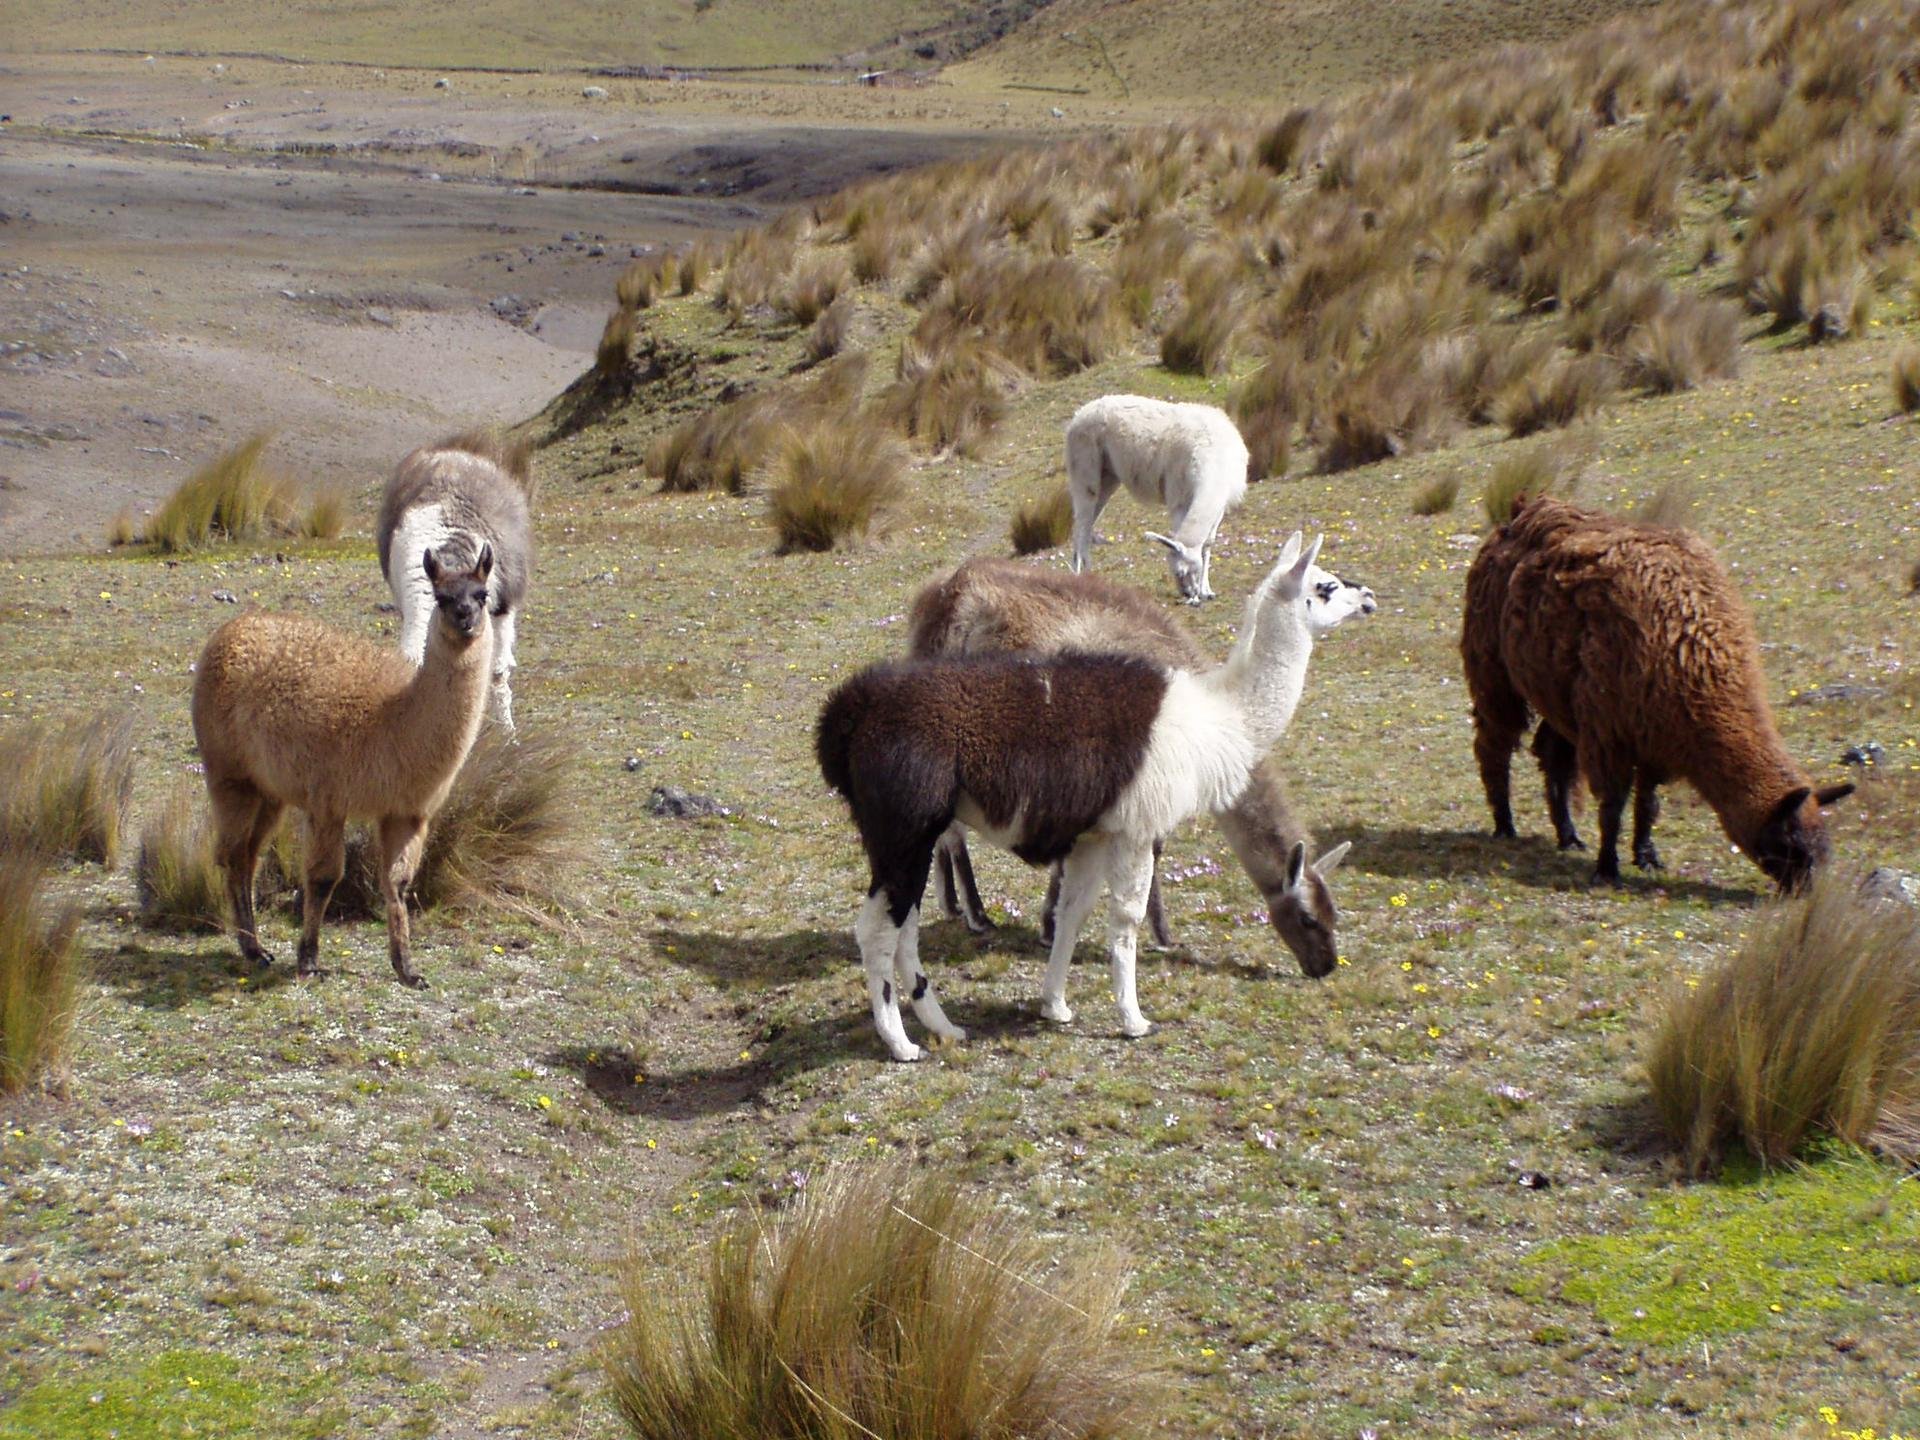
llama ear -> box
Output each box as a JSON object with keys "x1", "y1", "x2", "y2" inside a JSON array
[
  {"x1": 1314, "y1": 840, "x2": 1352, "y2": 876},
  {"x1": 474, "y1": 542, "x2": 494, "y2": 582},
  {"x1": 1766, "y1": 786, "x2": 1813, "y2": 828},
  {"x1": 1815, "y1": 782, "x2": 1855, "y2": 808},
  {"x1": 1291, "y1": 533, "x2": 1326, "y2": 583},
  {"x1": 1143, "y1": 531, "x2": 1181, "y2": 554},
  {"x1": 1274, "y1": 530, "x2": 1303, "y2": 570},
  {"x1": 1285, "y1": 840, "x2": 1307, "y2": 889},
  {"x1": 422, "y1": 547, "x2": 441, "y2": 582}
]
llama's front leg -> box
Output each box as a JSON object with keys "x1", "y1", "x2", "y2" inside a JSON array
[
  {"x1": 1631, "y1": 772, "x2": 1663, "y2": 870},
  {"x1": 856, "y1": 890, "x2": 923, "y2": 1061},
  {"x1": 1104, "y1": 839, "x2": 1156, "y2": 1038},
  {"x1": 297, "y1": 813, "x2": 347, "y2": 979},
  {"x1": 1145, "y1": 837, "x2": 1173, "y2": 947},
  {"x1": 489, "y1": 607, "x2": 518, "y2": 735},
  {"x1": 1068, "y1": 500, "x2": 1096, "y2": 574},
  {"x1": 378, "y1": 814, "x2": 430, "y2": 988},
  {"x1": 893, "y1": 906, "x2": 965, "y2": 1045},
  {"x1": 1197, "y1": 541, "x2": 1217, "y2": 601},
  {"x1": 211, "y1": 782, "x2": 279, "y2": 966},
  {"x1": 1040, "y1": 840, "x2": 1107, "y2": 1024}
]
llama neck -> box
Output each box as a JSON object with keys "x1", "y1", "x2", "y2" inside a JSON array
[
  {"x1": 1214, "y1": 759, "x2": 1308, "y2": 902},
  {"x1": 1691, "y1": 704, "x2": 1807, "y2": 846},
  {"x1": 1212, "y1": 606, "x2": 1313, "y2": 754},
  {"x1": 401, "y1": 617, "x2": 494, "y2": 753}
]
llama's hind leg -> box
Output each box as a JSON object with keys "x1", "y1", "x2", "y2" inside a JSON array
[
  {"x1": 489, "y1": 607, "x2": 518, "y2": 735},
  {"x1": 1631, "y1": 771, "x2": 1664, "y2": 870},
  {"x1": 297, "y1": 813, "x2": 347, "y2": 978},
  {"x1": 856, "y1": 889, "x2": 922, "y2": 1062},
  {"x1": 210, "y1": 781, "x2": 276, "y2": 965},
  {"x1": 1103, "y1": 837, "x2": 1155, "y2": 1039},
  {"x1": 378, "y1": 814, "x2": 430, "y2": 989},
  {"x1": 1583, "y1": 749, "x2": 1630, "y2": 886},
  {"x1": 1040, "y1": 838, "x2": 1108, "y2": 1025},
  {"x1": 1471, "y1": 705, "x2": 1526, "y2": 840},
  {"x1": 934, "y1": 826, "x2": 992, "y2": 933},
  {"x1": 1531, "y1": 724, "x2": 1585, "y2": 850},
  {"x1": 1145, "y1": 838, "x2": 1173, "y2": 947},
  {"x1": 893, "y1": 906, "x2": 965, "y2": 1045}
]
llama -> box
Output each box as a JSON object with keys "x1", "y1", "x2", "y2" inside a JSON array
[
  {"x1": 191, "y1": 546, "x2": 496, "y2": 987},
  {"x1": 907, "y1": 556, "x2": 1368, "y2": 976},
  {"x1": 378, "y1": 430, "x2": 534, "y2": 732},
  {"x1": 1065, "y1": 395, "x2": 1249, "y2": 603},
  {"x1": 817, "y1": 533, "x2": 1325, "y2": 1062},
  {"x1": 1462, "y1": 497, "x2": 1852, "y2": 890}
]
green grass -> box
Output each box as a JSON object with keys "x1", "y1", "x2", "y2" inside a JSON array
[{"x1": 0, "y1": 1349, "x2": 337, "y2": 1439}]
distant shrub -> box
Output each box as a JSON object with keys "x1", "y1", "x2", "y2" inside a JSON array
[
  {"x1": 1483, "y1": 438, "x2": 1585, "y2": 527},
  {"x1": 596, "y1": 307, "x2": 639, "y2": 379},
  {"x1": 879, "y1": 335, "x2": 1016, "y2": 456},
  {"x1": 140, "y1": 435, "x2": 335, "y2": 553},
  {"x1": 615, "y1": 255, "x2": 667, "y2": 310},
  {"x1": 1230, "y1": 342, "x2": 1310, "y2": 480},
  {"x1": 923, "y1": 254, "x2": 1123, "y2": 377},
  {"x1": 1624, "y1": 295, "x2": 1744, "y2": 394},
  {"x1": 806, "y1": 294, "x2": 853, "y2": 364},
  {"x1": 604, "y1": 1163, "x2": 1159, "y2": 1440},
  {"x1": 106, "y1": 508, "x2": 136, "y2": 547},
  {"x1": 676, "y1": 242, "x2": 715, "y2": 296},
  {"x1": 0, "y1": 857, "x2": 81, "y2": 1096},
  {"x1": 649, "y1": 356, "x2": 867, "y2": 494},
  {"x1": 299, "y1": 488, "x2": 347, "y2": 541},
  {"x1": 1256, "y1": 106, "x2": 1324, "y2": 174},
  {"x1": 1495, "y1": 352, "x2": 1619, "y2": 437},
  {"x1": 779, "y1": 253, "x2": 852, "y2": 326},
  {"x1": 1410, "y1": 473, "x2": 1460, "y2": 516},
  {"x1": 1896, "y1": 347, "x2": 1920, "y2": 414},
  {"x1": 717, "y1": 228, "x2": 797, "y2": 319},
  {"x1": 135, "y1": 783, "x2": 226, "y2": 933},
  {"x1": 1646, "y1": 870, "x2": 1920, "y2": 1175},
  {"x1": 1318, "y1": 351, "x2": 1456, "y2": 473},
  {"x1": 0, "y1": 713, "x2": 134, "y2": 866},
  {"x1": 767, "y1": 414, "x2": 908, "y2": 554},
  {"x1": 1159, "y1": 265, "x2": 1241, "y2": 376},
  {"x1": 851, "y1": 218, "x2": 905, "y2": 283},
  {"x1": 1010, "y1": 485, "x2": 1074, "y2": 555}
]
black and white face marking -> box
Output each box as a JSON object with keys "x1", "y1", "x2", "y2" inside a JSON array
[
  {"x1": 424, "y1": 542, "x2": 494, "y2": 643},
  {"x1": 1304, "y1": 567, "x2": 1377, "y2": 634}
]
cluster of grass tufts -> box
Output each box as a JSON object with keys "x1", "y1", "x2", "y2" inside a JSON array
[
  {"x1": 130, "y1": 435, "x2": 340, "y2": 552},
  {"x1": 135, "y1": 783, "x2": 227, "y2": 933},
  {"x1": 1645, "y1": 870, "x2": 1920, "y2": 1175},
  {"x1": 1629, "y1": 478, "x2": 1696, "y2": 530},
  {"x1": 604, "y1": 1163, "x2": 1160, "y2": 1440},
  {"x1": 1410, "y1": 473, "x2": 1460, "y2": 516},
  {"x1": 1893, "y1": 345, "x2": 1920, "y2": 414},
  {"x1": 0, "y1": 713, "x2": 134, "y2": 866},
  {"x1": 879, "y1": 335, "x2": 1018, "y2": 457},
  {"x1": 1009, "y1": 485, "x2": 1075, "y2": 555},
  {"x1": 649, "y1": 355, "x2": 868, "y2": 495},
  {"x1": 1482, "y1": 437, "x2": 1588, "y2": 528},
  {"x1": 767, "y1": 414, "x2": 909, "y2": 555},
  {"x1": 0, "y1": 857, "x2": 81, "y2": 1095}
]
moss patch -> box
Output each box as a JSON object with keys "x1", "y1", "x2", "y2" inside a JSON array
[{"x1": 0, "y1": 1349, "x2": 339, "y2": 1439}]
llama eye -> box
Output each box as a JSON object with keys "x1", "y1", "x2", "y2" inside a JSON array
[{"x1": 1298, "y1": 914, "x2": 1321, "y2": 931}]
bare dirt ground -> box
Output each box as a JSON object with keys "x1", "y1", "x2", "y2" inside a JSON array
[{"x1": 0, "y1": 54, "x2": 1045, "y2": 553}]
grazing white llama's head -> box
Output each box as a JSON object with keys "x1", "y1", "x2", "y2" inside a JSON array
[
  {"x1": 1305, "y1": 568, "x2": 1377, "y2": 635},
  {"x1": 1142, "y1": 530, "x2": 1209, "y2": 604}
]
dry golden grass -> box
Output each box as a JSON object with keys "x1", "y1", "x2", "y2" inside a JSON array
[
  {"x1": 1624, "y1": 295, "x2": 1745, "y2": 394},
  {"x1": 1410, "y1": 472, "x2": 1460, "y2": 516},
  {"x1": 1158, "y1": 264, "x2": 1241, "y2": 377},
  {"x1": 649, "y1": 357, "x2": 868, "y2": 495},
  {"x1": 616, "y1": 255, "x2": 669, "y2": 311},
  {"x1": 1496, "y1": 352, "x2": 1620, "y2": 437},
  {"x1": 779, "y1": 254, "x2": 853, "y2": 326},
  {"x1": 1893, "y1": 345, "x2": 1920, "y2": 413},
  {"x1": 1009, "y1": 485, "x2": 1074, "y2": 555},
  {"x1": 767, "y1": 415, "x2": 909, "y2": 554},
  {"x1": 106, "y1": 508, "x2": 136, "y2": 548},
  {"x1": 0, "y1": 857, "x2": 81, "y2": 1096},
  {"x1": 134, "y1": 783, "x2": 227, "y2": 933},
  {"x1": 0, "y1": 713, "x2": 134, "y2": 866},
  {"x1": 597, "y1": 307, "x2": 640, "y2": 380},
  {"x1": 879, "y1": 335, "x2": 1017, "y2": 456},
  {"x1": 676, "y1": 242, "x2": 716, "y2": 297},
  {"x1": 1645, "y1": 869, "x2": 1920, "y2": 1175},
  {"x1": 1482, "y1": 436, "x2": 1587, "y2": 527},
  {"x1": 138, "y1": 435, "x2": 336, "y2": 553},
  {"x1": 806, "y1": 295, "x2": 854, "y2": 364},
  {"x1": 604, "y1": 1163, "x2": 1160, "y2": 1440}
]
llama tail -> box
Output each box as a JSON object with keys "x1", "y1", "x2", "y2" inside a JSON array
[{"x1": 815, "y1": 682, "x2": 862, "y2": 798}]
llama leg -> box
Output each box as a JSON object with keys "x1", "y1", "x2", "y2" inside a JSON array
[
  {"x1": 1040, "y1": 840, "x2": 1107, "y2": 1024},
  {"x1": 856, "y1": 889, "x2": 922, "y2": 1062},
  {"x1": 933, "y1": 834, "x2": 960, "y2": 918},
  {"x1": 210, "y1": 780, "x2": 274, "y2": 965},
  {"x1": 235, "y1": 796, "x2": 284, "y2": 962},
  {"x1": 1145, "y1": 837, "x2": 1174, "y2": 947},
  {"x1": 1632, "y1": 772, "x2": 1664, "y2": 870},
  {"x1": 1532, "y1": 724, "x2": 1584, "y2": 850},
  {"x1": 490, "y1": 607, "x2": 517, "y2": 735},
  {"x1": 378, "y1": 814, "x2": 430, "y2": 989},
  {"x1": 1104, "y1": 838, "x2": 1156, "y2": 1038},
  {"x1": 297, "y1": 813, "x2": 346, "y2": 978},
  {"x1": 893, "y1": 906, "x2": 965, "y2": 1044},
  {"x1": 949, "y1": 834, "x2": 990, "y2": 933},
  {"x1": 1587, "y1": 764, "x2": 1629, "y2": 887},
  {"x1": 1472, "y1": 712, "x2": 1524, "y2": 840}
]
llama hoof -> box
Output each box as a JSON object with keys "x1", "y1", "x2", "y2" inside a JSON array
[
  {"x1": 962, "y1": 915, "x2": 995, "y2": 936},
  {"x1": 240, "y1": 944, "x2": 274, "y2": 967},
  {"x1": 1040, "y1": 998, "x2": 1074, "y2": 1025},
  {"x1": 888, "y1": 1040, "x2": 926, "y2": 1063},
  {"x1": 396, "y1": 972, "x2": 430, "y2": 990},
  {"x1": 1587, "y1": 867, "x2": 1624, "y2": 889},
  {"x1": 1492, "y1": 823, "x2": 1518, "y2": 841},
  {"x1": 1556, "y1": 834, "x2": 1587, "y2": 852},
  {"x1": 1119, "y1": 1015, "x2": 1153, "y2": 1039},
  {"x1": 1634, "y1": 847, "x2": 1663, "y2": 871}
]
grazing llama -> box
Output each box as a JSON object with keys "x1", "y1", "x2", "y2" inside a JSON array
[
  {"x1": 817, "y1": 533, "x2": 1326, "y2": 1061},
  {"x1": 191, "y1": 547, "x2": 496, "y2": 987},
  {"x1": 1462, "y1": 496, "x2": 1852, "y2": 889},
  {"x1": 1065, "y1": 395, "x2": 1250, "y2": 603},
  {"x1": 908, "y1": 556, "x2": 1371, "y2": 975},
  {"x1": 378, "y1": 431, "x2": 534, "y2": 732}
]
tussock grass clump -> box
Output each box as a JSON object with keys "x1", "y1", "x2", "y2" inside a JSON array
[
  {"x1": 805, "y1": 295, "x2": 853, "y2": 364},
  {"x1": 0, "y1": 713, "x2": 134, "y2": 866},
  {"x1": 1646, "y1": 870, "x2": 1920, "y2": 1175},
  {"x1": 1411, "y1": 473, "x2": 1460, "y2": 516},
  {"x1": 880, "y1": 336, "x2": 1017, "y2": 456},
  {"x1": 298, "y1": 488, "x2": 347, "y2": 540},
  {"x1": 1318, "y1": 352, "x2": 1456, "y2": 473},
  {"x1": 1624, "y1": 295, "x2": 1744, "y2": 393},
  {"x1": 615, "y1": 255, "x2": 668, "y2": 311},
  {"x1": 1230, "y1": 342, "x2": 1312, "y2": 480},
  {"x1": 1010, "y1": 486, "x2": 1074, "y2": 555},
  {"x1": 922, "y1": 254, "x2": 1124, "y2": 377},
  {"x1": 1482, "y1": 437, "x2": 1586, "y2": 527},
  {"x1": 106, "y1": 508, "x2": 137, "y2": 547},
  {"x1": 676, "y1": 242, "x2": 716, "y2": 296},
  {"x1": 141, "y1": 434, "x2": 335, "y2": 553},
  {"x1": 779, "y1": 254, "x2": 853, "y2": 326},
  {"x1": 1495, "y1": 352, "x2": 1619, "y2": 437},
  {"x1": 768, "y1": 414, "x2": 908, "y2": 555},
  {"x1": 596, "y1": 307, "x2": 639, "y2": 379},
  {"x1": 605, "y1": 1164, "x2": 1159, "y2": 1440},
  {"x1": 650, "y1": 356, "x2": 868, "y2": 494},
  {"x1": 135, "y1": 783, "x2": 226, "y2": 933},
  {"x1": 0, "y1": 857, "x2": 81, "y2": 1096},
  {"x1": 1892, "y1": 345, "x2": 1920, "y2": 413},
  {"x1": 1159, "y1": 265, "x2": 1241, "y2": 376}
]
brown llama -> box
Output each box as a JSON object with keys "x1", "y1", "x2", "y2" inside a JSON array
[
  {"x1": 191, "y1": 547, "x2": 495, "y2": 986},
  {"x1": 908, "y1": 556, "x2": 1364, "y2": 977},
  {"x1": 1461, "y1": 497, "x2": 1851, "y2": 889}
]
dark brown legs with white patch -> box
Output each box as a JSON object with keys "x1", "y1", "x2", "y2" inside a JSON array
[{"x1": 209, "y1": 778, "x2": 284, "y2": 967}]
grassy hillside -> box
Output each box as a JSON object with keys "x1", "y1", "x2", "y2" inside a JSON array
[
  {"x1": 5, "y1": 0, "x2": 1920, "y2": 1436},
  {"x1": 950, "y1": 0, "x2": 1657, "y2": 104},
  {"x1": 0, "y1": 0, "x2": 1021, "y2": 70}
]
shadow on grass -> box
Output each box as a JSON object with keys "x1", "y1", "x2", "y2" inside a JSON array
[
  {"x1": 1333, "y1": 824, "x2": 1762, "y2": 903},
  {"x1": 92, "y1": 938, "x2": 292, "y2": 1010},
  {"x1": 548, "y1": 999, "x2": 1042, "y2": 1118}
]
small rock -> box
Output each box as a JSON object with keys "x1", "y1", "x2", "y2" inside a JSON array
[
  {"x1": 1516, "y1": 1171, "x2": 1554, "y2": 1191},
  {"x1": 1049, "y1": 106, "x2": 1065, "y2": 118},
  {"x1": 1860, "y1": 868, "x2": 1920, "y2": 907},
  {"x1": 1447, "y1": 532, "x2": 1481, "y2": 549},
  {"x1": 434, "y1": 76, "x2": 451, "y2": 89},
  {"x1": 212, "y1": 589, "x2": 238, "y2": 604},
  {"x1": 366, "y1": 306, "x2": 394, "y2": 326},
  {"x1": 513, "y1": 186, "x2": 537, "y2": 197},
  {"x1": 1840, "y1": 741, "x2": 1887, "y2": 767},
  {"x1": 582, "y1": 85, "x2": 609, "y2": 100},
  {"x1": 375, "y1": 600, "x2": 398, "y2": 614},
  {"x1": 623, "y1": 756, "x2": 642, "y2": 773},
  {"x1": 648, "y1": 785, "x2": 726, "y2": 819}
]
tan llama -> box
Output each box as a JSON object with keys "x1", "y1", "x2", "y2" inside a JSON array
[{"x1": 191, "y1": 546, "x2": 495, "y2": 987}]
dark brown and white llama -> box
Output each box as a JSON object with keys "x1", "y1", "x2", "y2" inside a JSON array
[
  {"x1": 817, "y1": 533, "x2": 1326, "y2": 1061},
  {"x1": 907, "y1": 556, "x2": 1370, "y2": 976},
  {"x1": 1462, "y1": 496, "x2": 1851, "y2": 890}
]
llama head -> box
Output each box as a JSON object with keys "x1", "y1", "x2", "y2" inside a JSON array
[
  {"x1": 1269, "y1": 839, "x2": 1350, "y2": 978},
  {"x1": 1142, "y1": 531, "x2": 1208, "y2": 603},
  {"x1": 1747, "y1": 782, "x2": 1854, "y2": 891},
  {"x1": 1305, "y1": 568, "x2": 1377, "y2": 635},
  {"x1": 423, "y1": 542, "x2": 494, "y2": 645},
  {"x1": 1243, "y1": 531, "x2": 1324, "y2": 638}
]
